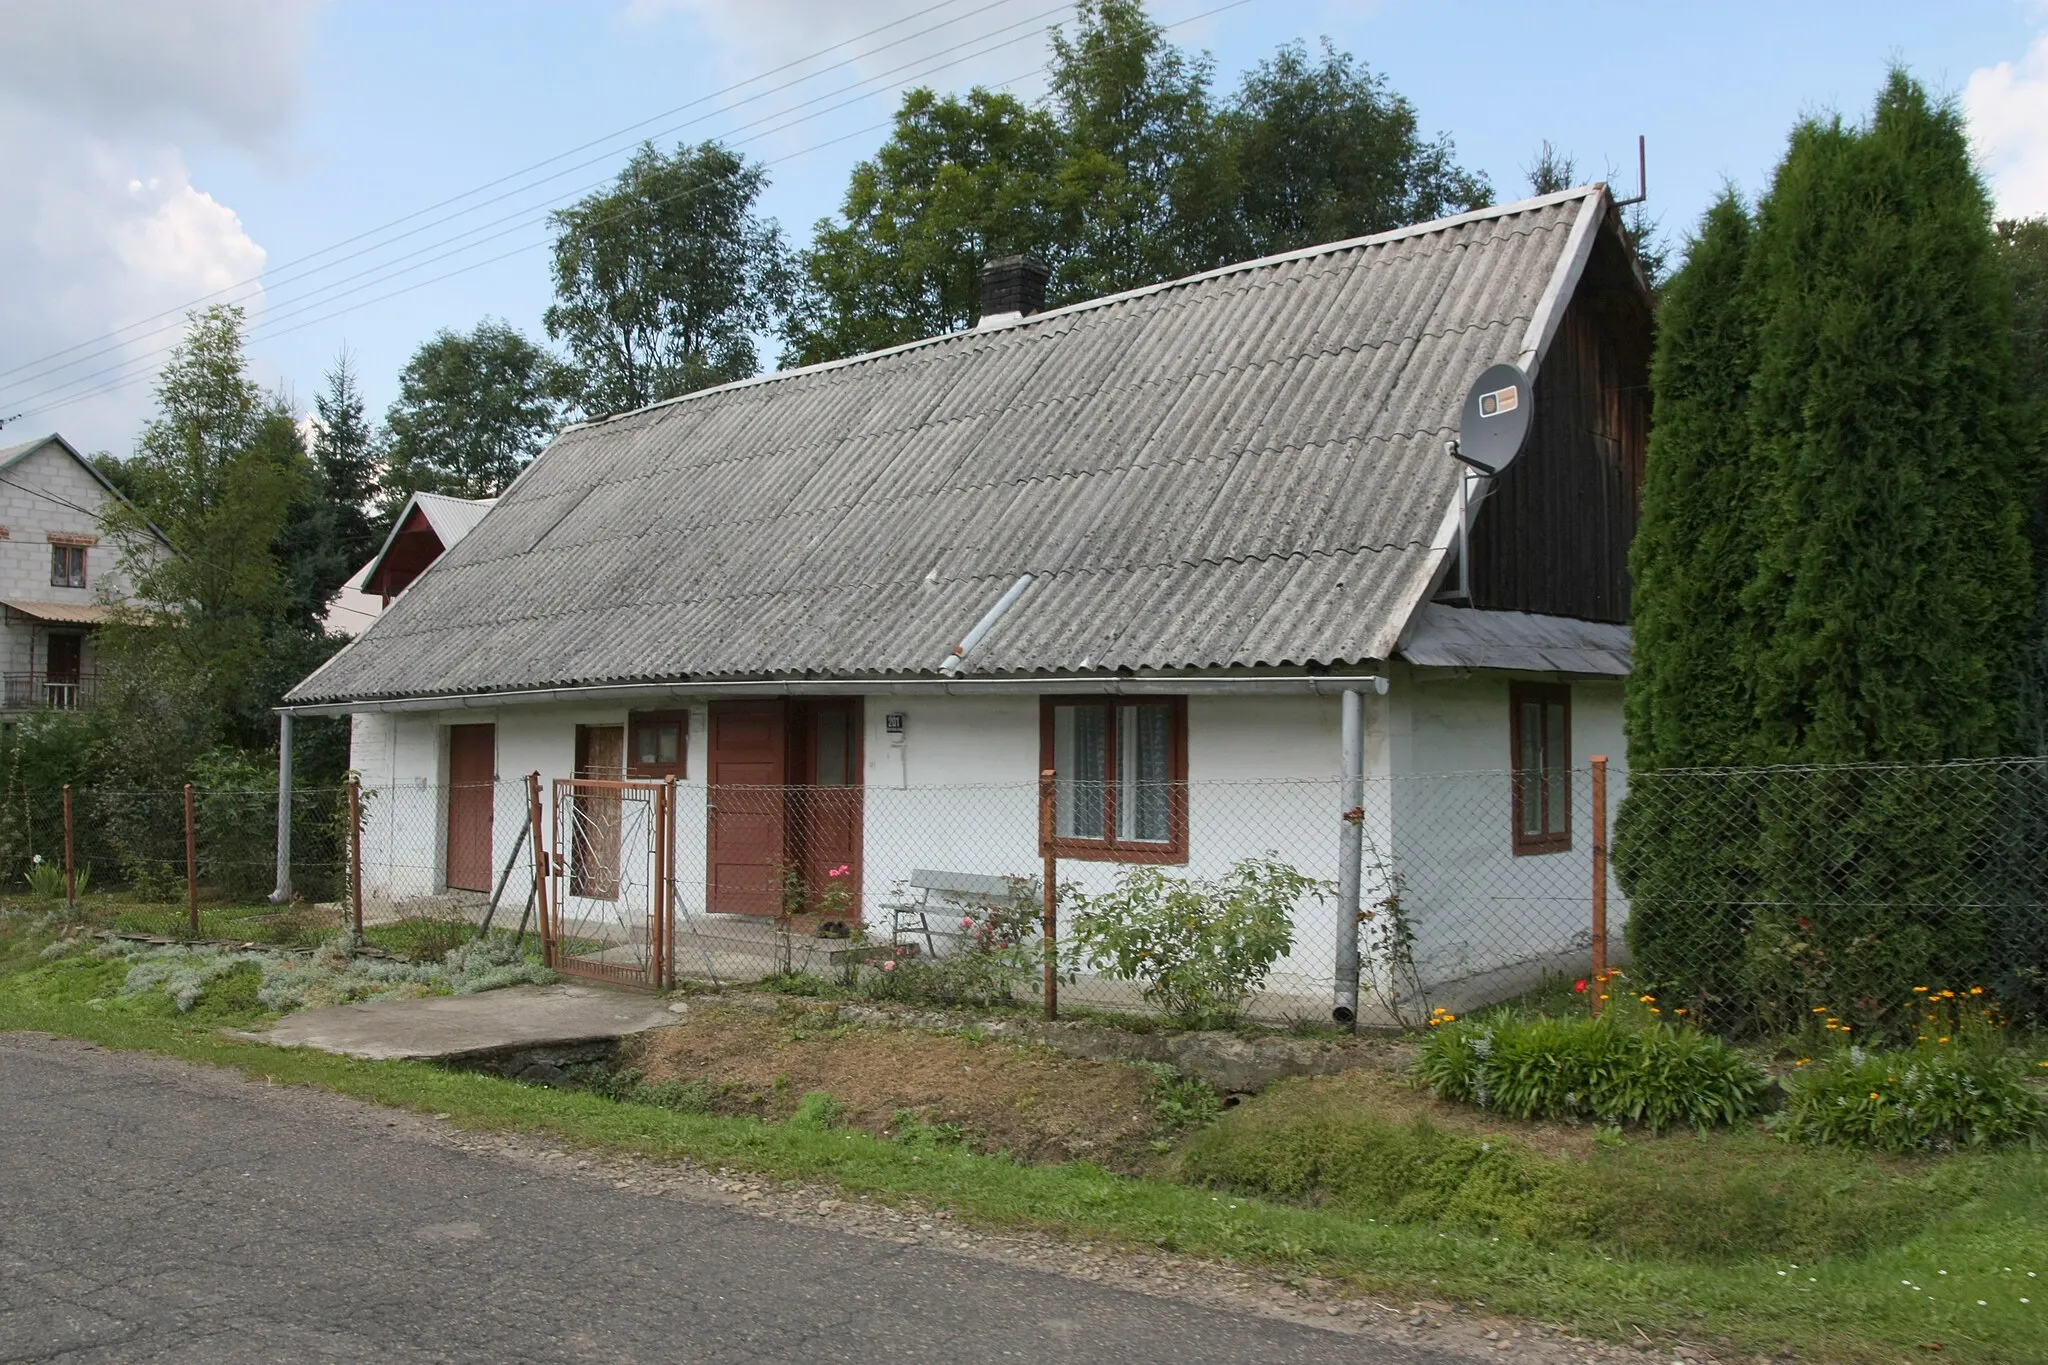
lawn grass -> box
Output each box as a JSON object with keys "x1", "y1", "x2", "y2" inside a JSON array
[{"x1": 3, "y1": 919, "x2": 2044, "y2": 1363}]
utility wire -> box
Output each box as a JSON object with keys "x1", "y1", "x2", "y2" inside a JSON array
[
  {"x1": 9, "y1": 0, "x2": 1252, "y2": 425},
  {"x1": 0, "y1": 2, "x2": 1075, "y2": 418},
  {"x1": 0, "y1": 0, "x2": 1000, "y2": 390}
]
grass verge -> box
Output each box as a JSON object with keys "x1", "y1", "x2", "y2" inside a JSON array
[{"x1": 2, "y1": 931, "x2": 2043, "y2": 1363}]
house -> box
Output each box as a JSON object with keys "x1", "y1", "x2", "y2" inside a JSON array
[
  {"x1": 322, "y1": 492, "x2": 496, "y2": 638},
  {"x1": 283, "y1": 186, "x2": 1652, "y2": 1015},
  {"x1": 0, "y1": 433, "x2": 159, "y2": 715}
]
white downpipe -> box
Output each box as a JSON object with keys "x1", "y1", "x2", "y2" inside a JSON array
[{"x1": 268, "y1": 710, "x2": 294, "y2": 904}]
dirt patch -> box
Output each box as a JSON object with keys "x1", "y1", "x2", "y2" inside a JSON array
[{"x1": 626, "y1": 997, "x2": 1175, "y2": 1168}]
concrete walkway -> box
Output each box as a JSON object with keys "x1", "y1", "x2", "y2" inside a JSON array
[{"x1": 242, "y1": 983, "x2": 680, "y2": 1062}]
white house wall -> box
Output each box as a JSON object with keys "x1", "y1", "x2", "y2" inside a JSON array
[
  {"x1": 343, "y1": 680, "x2": 1613, "y2": 1009},
  {"x1": 1384, "y1": 665, "x2": 1628, "y2": 1005},
  {"x1": 0, "y1": 443, "x2": 153, "y2": 681}
]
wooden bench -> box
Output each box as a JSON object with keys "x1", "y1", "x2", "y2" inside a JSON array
[{"x1": 890, "y1": 868, "x2": 1018, "y2": 957}]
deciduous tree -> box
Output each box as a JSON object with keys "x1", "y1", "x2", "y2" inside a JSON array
[
  {"x1": 380, "y1": 320, "x2": 561, "y2": 507},
  {"x1": 546, "y1": 141, "x2": 790, "y2": 413}
]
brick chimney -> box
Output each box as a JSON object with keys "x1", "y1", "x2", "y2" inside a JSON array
[{"x1": 977, "y1": 254, "x2": 1050, "y2": 327}]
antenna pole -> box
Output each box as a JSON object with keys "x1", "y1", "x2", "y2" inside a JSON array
[{"x1": 1614, "y1": 135, "x2": 1648, "y2": 208}]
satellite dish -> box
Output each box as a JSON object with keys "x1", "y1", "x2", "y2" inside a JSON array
[{"x1": 1450, "y1": 362, "x2": 1532, "y2": 476}]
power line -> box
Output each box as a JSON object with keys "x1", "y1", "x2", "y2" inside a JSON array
[
  {"x1": 10, "y1": 0, "x2": 1253, "y2": 426},
  {"x1": 0, "y1": 0, "x2": 1031, "y2": 394},
  {"x1": 0, "y1": 3, "x2": 1075, "y2": 419}
]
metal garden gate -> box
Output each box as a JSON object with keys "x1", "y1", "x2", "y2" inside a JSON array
[{"x1": 542, "y1": 777, "x2": 676, "y2": 990}]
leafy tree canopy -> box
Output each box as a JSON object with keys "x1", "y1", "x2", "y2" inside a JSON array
[
  {"x1": 380, "y1": 320, "x2": 561, "y2": 508},
  {"x1": 546, "y1": 140, "x2": 791, "y2": 414},
  {"x1": 98, "y1": 305, "x2": 317, "y2": 760},
  {"x1": 1223, "y1": 40, "x2": 1488, "y2": 260},
  {"x1": 782, "y1": 88, "x2": 1069, "y2": 365},
  {"x1": 786, "y1": 1, "x2": 1485, "y2": 364}
]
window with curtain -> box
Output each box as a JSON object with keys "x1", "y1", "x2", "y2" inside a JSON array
[
  {"x1": 1509, "y1": 682, "x2": 1571, "y2": 854},
  {"x1": 1042, "y1": 697, "x2": 1187, "y2": 862}
]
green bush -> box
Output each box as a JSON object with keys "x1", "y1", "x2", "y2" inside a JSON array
[
  {"x1": 1418, "y1": 1013, "x2": 1765, "y2": 1131},
  {"x1": 1067, "y1": 855, "x2": 1329, "y2": 1025},
  {"x1": 1773, "y1": 1042, "x2": 2047, "y2": 1151},
  {"x1": 1180, "y1": 1087, "x2": 1977, "y2": 1263}
]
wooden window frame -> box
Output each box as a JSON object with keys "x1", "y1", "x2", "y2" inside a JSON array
[
  {"x1": 1038, "y1": 695, "x2": 1189, "y2": 864},
  {"x1": 1509, "y1": 682, "x2": 1572, "y2": 856},
  {"x1": 49, "y1": 544, "x2": 86, "y2": 589},
  {"x1": 627, "y1": 709, "x2": 688, "y2": 780}
]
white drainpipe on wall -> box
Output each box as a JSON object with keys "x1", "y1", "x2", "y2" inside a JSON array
[{"x1": 268, "y1": 709, "x2": 294, "y2": 904}]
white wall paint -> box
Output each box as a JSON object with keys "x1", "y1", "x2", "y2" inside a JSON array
[{"x1": 344, "y1": 678, "x2": 1621, "y2": 1005}]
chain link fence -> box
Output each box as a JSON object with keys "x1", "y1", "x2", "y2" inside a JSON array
[{"x1": 7, "y1": 757, "x2": 2040, "y2": 1038}]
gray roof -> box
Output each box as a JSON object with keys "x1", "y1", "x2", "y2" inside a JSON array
[
  {"x1": 290, "y1": 188, "x2": 1611, "y2": 706},
  {"x1": 1398, "y1": 604, "x2": 1631, "y2": 676}
]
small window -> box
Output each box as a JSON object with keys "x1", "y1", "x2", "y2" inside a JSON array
[
  {"x1": 1040, "y1": 696, "x2": 1187, "y2": 862},
  {"x1": 627, "y1": 710, "x2": 686, "y2": 779},
  {"x1": 1510, "y1": 683, "x2": 1572, "y2": 855},
  {"x1": 50, "y1": 545, "x2": 85, "y2": 589}
]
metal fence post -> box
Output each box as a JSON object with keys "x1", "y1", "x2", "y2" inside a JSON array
[
  {"x1": 527, "y1": 772, "x2": 552, "y2": 968},
  {"x1": 347, "y1": 777, "x2": 363, "y2": 941},
  {"x1": 1333, "y1": 687, "x2": 1365, "y2": 1029},
  {"x1": 62, "y1": 784, "x2": 75, "y2": 911},
  {"x1": 1040, "y1": 767, "x2": 1058, "y2": 1020},
  {"x1": 182, "y1": 784, "x2": 198, "y2": 937},
  {"x1": 663, "y1": 777, "x2": 678, "y2": 992},
  {"x1": 1590, "y1": 754, "x2": 1609, "y2": 1017}
]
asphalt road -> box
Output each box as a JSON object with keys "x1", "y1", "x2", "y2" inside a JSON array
[{"x1": 0, "y1": 1034, "x2": 1462, "y2": 1364}]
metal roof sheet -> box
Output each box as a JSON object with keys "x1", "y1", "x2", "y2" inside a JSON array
[
  {"x1": 1398, "y1": 603, "x2": 1632, "y2": 676},
  {"x1": 290, "y1": 189, "x2": 1605, "y2": 705}
]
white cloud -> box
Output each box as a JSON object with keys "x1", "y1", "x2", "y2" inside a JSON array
[
  {"x1": 0, "y1": 1, "x2": 318, "y2": 453},
  {"x1": 1965, "y1": 30, "x2": 2048, "y2": 219}
]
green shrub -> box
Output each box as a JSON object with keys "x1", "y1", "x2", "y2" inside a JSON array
[
  {"x1": 1773, "y1": 1041, "x2": 2047, "y2": 1151},
  {"x1": 23, "y1": 857, "x2": 66, "y2": 902},
  {"x1": 1180, "y1": 1086, "x2": 1975, "y2": 1263},
  {"x1": 1418, "y1": 1013, "x2": 1765, "y2": 1131},
  {"x1": 1067, "y1": 855, "x2": 1329, "y2": 1025}
]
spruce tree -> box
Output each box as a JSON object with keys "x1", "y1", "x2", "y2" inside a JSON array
[{"x1": 313, "y1": 349, "x2": 380, "y2": 570}]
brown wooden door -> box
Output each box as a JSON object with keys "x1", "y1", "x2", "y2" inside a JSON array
[
  {"x1": 707, "y1": 701, "x2": 786, "y2": 915},
  {"x1": 791, "y1": 700, "x2": 862, "y2": 921},
  {"x1": 446, "y1": 724, "x2": 495, "y2": 892},
  {"x1": 572, "y1": 725, "x2": 625, "y2": 900}
]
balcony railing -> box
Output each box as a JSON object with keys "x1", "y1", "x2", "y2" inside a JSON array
[{"x1": 3, "y1": 671, "x2": 98, "y2": 711}]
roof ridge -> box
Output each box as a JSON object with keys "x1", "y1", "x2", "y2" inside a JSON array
[{"x1": 559, "y1": 186, "x2": 1606, "y2": 437}]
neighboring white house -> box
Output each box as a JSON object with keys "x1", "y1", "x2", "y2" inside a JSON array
[
  {"x1": 284, "y1": 186, "x2": 1653, "y2": 1014},
  {"x1": 0, "y1": 433, "x2": 160, "y2": 716},
  {"x1": 322, "y1": 491, "x2": 496, "y2": 638}
]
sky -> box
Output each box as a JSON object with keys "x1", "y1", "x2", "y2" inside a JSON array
[{"x1": 3, "y1": 0, "x2": 2047, "y2": 457}]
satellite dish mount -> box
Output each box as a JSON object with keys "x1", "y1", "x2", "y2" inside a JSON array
[{"x1": 1441, "y1": 362, "x2": 1534, "y2": 601}]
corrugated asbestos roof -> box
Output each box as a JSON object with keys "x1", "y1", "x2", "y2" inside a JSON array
[
  {"x1": 1398, "y1": 603, "x2": 1631, "y2": 676},
  {"x1": 411, "y1": 491, "x2": 496, "y2": 546},
  {"x1": 290, "y1": 189, "x2": 1603, "y2": 705}
]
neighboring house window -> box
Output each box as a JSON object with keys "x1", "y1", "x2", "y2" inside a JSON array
[
  {"x1": 50, "y1": 544, "x2": 86, "y2": 589},
  {"x1": 628, "y1": 710, "x2": 687, "y2": 779},
  {"x1": 1510, "y1": 682, "x2": 1572, "y2": 855},
  {"x1": 1040, "y1": 696, "x2": 1187, "y2": 863}
]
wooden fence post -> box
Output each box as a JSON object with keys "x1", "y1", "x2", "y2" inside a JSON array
[
  {"x1": 1590, "y1": 755, "x2": 1609, "y2": 1017},
  {"x1": 1040, "y1": 768, "x2": 1058, "y2": 1021},
  {"x1": 347, "y1": 777, "x2": 363, "y2": 941},
  {"x1": 62, "y1": 784, "x2": 75, "y2": 911},
  {"x1": 182, "y1": 784, "x2": 198, "y2": 937},
  {"x1": 527, "y1": 772, "x2": 551, "y2": 968}
]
